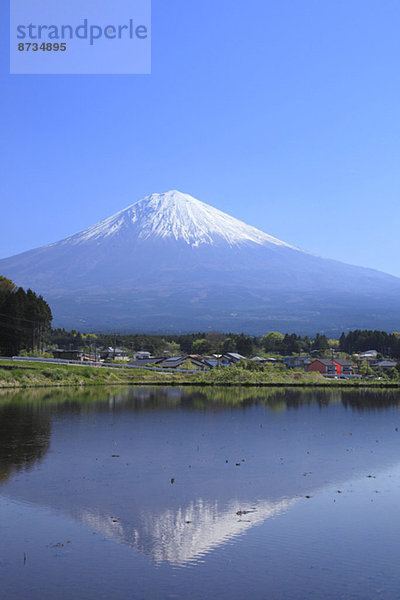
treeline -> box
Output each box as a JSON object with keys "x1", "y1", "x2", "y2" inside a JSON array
[
  {"x1": 339, "y1": 330, "x2": 400, "y2": 358},
  {"x1": 48, "y1": 330, "x2": 331, "y2": 357},
  {"x1": 0, "y1": 277, "x2": 52, "y2": 356},
  {"x1": 48, "y1": 329, "x2": 400, "y2": 359},
  {"x1": 50, "y1": 330, "x2": 254, "y2": 355}
]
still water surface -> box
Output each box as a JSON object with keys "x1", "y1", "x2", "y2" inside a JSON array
[{"x1": 1, "y1": 386, "x2": 400, "y2": 599}]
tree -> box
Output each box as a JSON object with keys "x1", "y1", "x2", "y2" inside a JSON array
[
  {"x1": 282, "y1": 333, "x2": 301, "y2": 355},
  {"x1": 312, "y1": 333, "x2": 329, "y2": 351},
  {"x1": 192, "y1": 338, "x2": 212, "y2": 355},
  {"x1": 0, "y1": 277, "x2": 52, "y2": 356},
  {"x1": 262, "y1": 332, "x2": 284, "y2": 353},
  {"x1": 359, "y1": 361, "x2": 372, "y2": 377},
  {"x1": 339, "y1": 332, "x2": 346, "y2": 352},
  {"x1": 165, "y1": 341, "x2": 181, "y2": 356},
  {"x1": 205, "y1": 331, "x2": 227, "y2": 353},
  {"x1": 220, "y1": 337, "x2": 236, "y2": 354},
  {"x1": 235, "y1": 333, "x2": 254, "y2": 356},
  {"x1": 0, "y1": 277, "x2": 17, "y2": 295}
]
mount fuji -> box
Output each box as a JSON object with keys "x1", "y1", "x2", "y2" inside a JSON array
[{"x1": 1, "y1": 190, "x2": 400, "y2": 334}]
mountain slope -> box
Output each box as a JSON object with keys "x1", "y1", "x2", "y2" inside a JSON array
[{"x1": 1, "y1": 190, "x2": 400, "y2": 334}]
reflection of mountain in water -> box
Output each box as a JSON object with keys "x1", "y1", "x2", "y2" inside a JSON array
[
  {"x1": 80, "y1": 496, "x2": 298, "y2": 566},
  {"x1": 2, "y1": 386, "x2": 400, "y2": 565}
]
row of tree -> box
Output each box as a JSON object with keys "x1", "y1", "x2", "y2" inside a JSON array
[
  {"x1": 61, "y1": 329, "x2": 400, "y2": 359},
  {"x1": 46, "y1": 330, "x2": 331, "y2": 357},
  {"x1": 339, "y1": 330, "x2": 400, "y2": 358},
  {"x1": 46, "y1": 329, "x2": 400, "y2": 358},
  {"x1": 0, "y1": 277, "x2": 52, "y2": 356}
]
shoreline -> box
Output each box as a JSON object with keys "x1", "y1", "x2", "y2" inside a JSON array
[{"x1": 1, "y1": 381, "x2": 400, "y2": 390}]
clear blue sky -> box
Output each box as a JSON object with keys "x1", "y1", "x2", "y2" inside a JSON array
[{"x1": 1, "y1": 0, "x2": 400, "y2": 276}]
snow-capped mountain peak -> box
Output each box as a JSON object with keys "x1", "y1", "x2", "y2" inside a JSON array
[
  {"x1": 59, "y1": 190, "x2": 297, "y2": 249},
  {"x1": 2, "y1": 190, "x2": 400, "y2": 334}
]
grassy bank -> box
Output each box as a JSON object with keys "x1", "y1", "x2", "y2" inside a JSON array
[
  {"x1": 0, "y1": 359, "x2": 188, "y2": 388},
  {"x1": 1, "y1": 359, "x2": 400, "y2": 389}
]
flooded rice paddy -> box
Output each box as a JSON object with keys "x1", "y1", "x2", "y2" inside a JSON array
[{"x1": 1, "y1": 386, "x2": 400, "y2": 599}]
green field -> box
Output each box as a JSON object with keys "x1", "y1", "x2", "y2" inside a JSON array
[{"x1": 0, "y1": 359, "x2": 399, "y2": 389}]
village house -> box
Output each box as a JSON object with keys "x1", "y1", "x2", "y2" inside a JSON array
[
  {"x1": 358, "y1": 350, "x2": 378, "y2": 362},
  {"x1": 308, "y1": 359, "x2": 338, "y2": 376},
  {"x1": 129, "y1": 357, "x2": 164, "y2": 367},
  {"x1": 53, "y1": 349, "x2": 84, "y2": 361},
  {"x1": 200, "y1": 355, "x2": 221, "y2": 367},
  {"x1": 331, "y1": 359, "x2": 357, "y2": 376},
  {"x1": 220, "y1": 352, "x2": 246, "y2": 365},
  {"x1": 132, "y1": 351, "x2": 153, "y2": 360},
  {"x1": 99, "y1": 347, "x2": 130, "y2": 361},
  {"x1": 282, "y1": 355, "x2": 310, "y2": 369},
  {"x1": 371, "y1": 360, "x2": 397, "y2": 370},
  {"x1": 308, "y1": 358, "x2": 357, "y2": 377},
  {"x1": 156, "y1": 356, "x2": 210, "y2": 370}
]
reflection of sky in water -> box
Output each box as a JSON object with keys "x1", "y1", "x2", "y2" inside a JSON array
[{"x1": 1, "y1": 387, "x2": 400, "y2": 599}]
